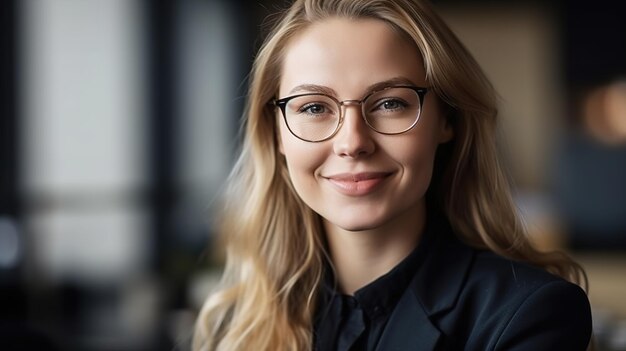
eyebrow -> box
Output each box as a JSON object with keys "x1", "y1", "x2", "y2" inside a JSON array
[
  {"x1": 288, "y1": 84, "x2": 338, "y2": 96},
  {"x1": 366, "y1": 77, "x2": 419, "y2": 92},
  {"x1": 286, "y1": 76, "x2": 420, "y2": 97}
]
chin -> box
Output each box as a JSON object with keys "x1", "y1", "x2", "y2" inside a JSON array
[{"x1": 327, "y1": 216, "x2": 388, "y2": 233}]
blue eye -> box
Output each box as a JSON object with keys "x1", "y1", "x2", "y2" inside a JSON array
[
  {"x1": 300, "y1": 103, "x2": 327, "y2": 114},
  {"x1": 380, "y1": 99, "x2": 406, "y2": 111}
]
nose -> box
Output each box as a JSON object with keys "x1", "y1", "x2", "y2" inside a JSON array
[{"x1": 332, "y1": 103, "x2": 375, "y2": 158}]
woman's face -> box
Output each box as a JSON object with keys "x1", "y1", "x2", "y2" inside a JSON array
[{"x1": 277, "y1": 18, "x2": 452, "y2": 233}]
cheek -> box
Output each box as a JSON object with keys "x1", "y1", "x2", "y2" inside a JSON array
[
  {"x1": 402, "y1": 149, "x2": 436, "y2": 187},
  {"x1": 392, "y1": 133, "x2": 441, "y2": 187},
  {"x1": 279, "y1": 122, "x2": 325, "y2": 187},
  {"x1": 394, "y1": 129, "x2": 440, "y2": 163}
]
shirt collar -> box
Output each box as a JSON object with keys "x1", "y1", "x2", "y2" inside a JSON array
[{"x1": 320, "y1": 213, "x2": 437, "y2": 319}]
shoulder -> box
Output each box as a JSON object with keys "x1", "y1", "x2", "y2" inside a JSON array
[
  {"x1": 411, "y1": 217, "x2": 592, "y2": 349},
  {"x1": 465, "y1": 250, "x2": 591, "y2": 321},
  {"x1": 454, "y1": 250, "x2": 592, "y2": 350},
  {"x1": 468, "y1": 249, "x2": 566, "y2": 295}
]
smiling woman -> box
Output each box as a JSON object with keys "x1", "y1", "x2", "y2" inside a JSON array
[{"x1": 193, "y1": 1, "x2": 592, "y2": 350}]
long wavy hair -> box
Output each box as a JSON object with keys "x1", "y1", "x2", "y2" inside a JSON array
[{"x1": 193, "y1": 0, "x2": 587, "y2": 350}]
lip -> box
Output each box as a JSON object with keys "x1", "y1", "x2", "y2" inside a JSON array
[{"x1": 324, "y1": 172, "x2": 392, "y2": 196}]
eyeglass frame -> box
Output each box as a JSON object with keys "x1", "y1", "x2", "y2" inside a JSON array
[{"x1": 272, "y1": 85, "x2": 429, "y2": 142}]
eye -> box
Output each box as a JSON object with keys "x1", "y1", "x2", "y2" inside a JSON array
[
  {"x1": 300, "y1": 103, "x2": 327, "y2": 115},
  {"x1": 376, "y1": 98, "x2": 407, "y2": 111}
]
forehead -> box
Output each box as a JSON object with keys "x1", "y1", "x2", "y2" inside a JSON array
[{"x1": 279, "y1": 17, "x2": 425, "y2": 97}]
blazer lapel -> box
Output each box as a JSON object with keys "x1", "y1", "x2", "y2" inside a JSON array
[
  {"x1": 375, "y1": 214, "x2": 476, "y2": 351},
  {"x1": 375, "y1": 288, "x2": 441, "y2": 351}
]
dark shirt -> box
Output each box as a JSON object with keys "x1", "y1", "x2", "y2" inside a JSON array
[{"x1": 314, "y1": 221, "x2": 431, "y2": 351}]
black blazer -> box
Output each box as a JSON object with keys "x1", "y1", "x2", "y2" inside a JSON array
[{"x1": 373, "y1": 219, "x2": 592, "y2": 350}]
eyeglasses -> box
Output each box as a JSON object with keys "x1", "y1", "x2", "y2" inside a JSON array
[{"x1": 274, "y1": 86, "x2": 428, "y2": 142}]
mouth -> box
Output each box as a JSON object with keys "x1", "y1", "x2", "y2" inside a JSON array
[{"x1": 323, "y1": 172, "x2": 393, "y2": 196}]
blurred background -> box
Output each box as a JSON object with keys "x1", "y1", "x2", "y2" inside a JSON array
[{"x1": 0, "y1": 0, "x2": 625, "y2": 350}]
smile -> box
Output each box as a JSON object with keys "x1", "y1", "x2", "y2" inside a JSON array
[{"x1": 324, "y1": 172, "x2": 392, "y2": 196}]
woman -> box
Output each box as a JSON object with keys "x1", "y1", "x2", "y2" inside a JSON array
[{"x1": 194, "y1": 0, "x2": 592, "y2": 350}]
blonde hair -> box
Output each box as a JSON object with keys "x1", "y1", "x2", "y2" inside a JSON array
[{"x1": 194, "y1": 0, "x2": 587, "y2": 350}]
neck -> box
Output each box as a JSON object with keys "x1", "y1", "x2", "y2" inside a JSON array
[{"x1": 324, "y1": 203, "x2": 427, "y2": 295}]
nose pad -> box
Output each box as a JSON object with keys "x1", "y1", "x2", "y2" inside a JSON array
[{"x1": 332, "y1": 104, "x2": 375, "y2": 158}]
